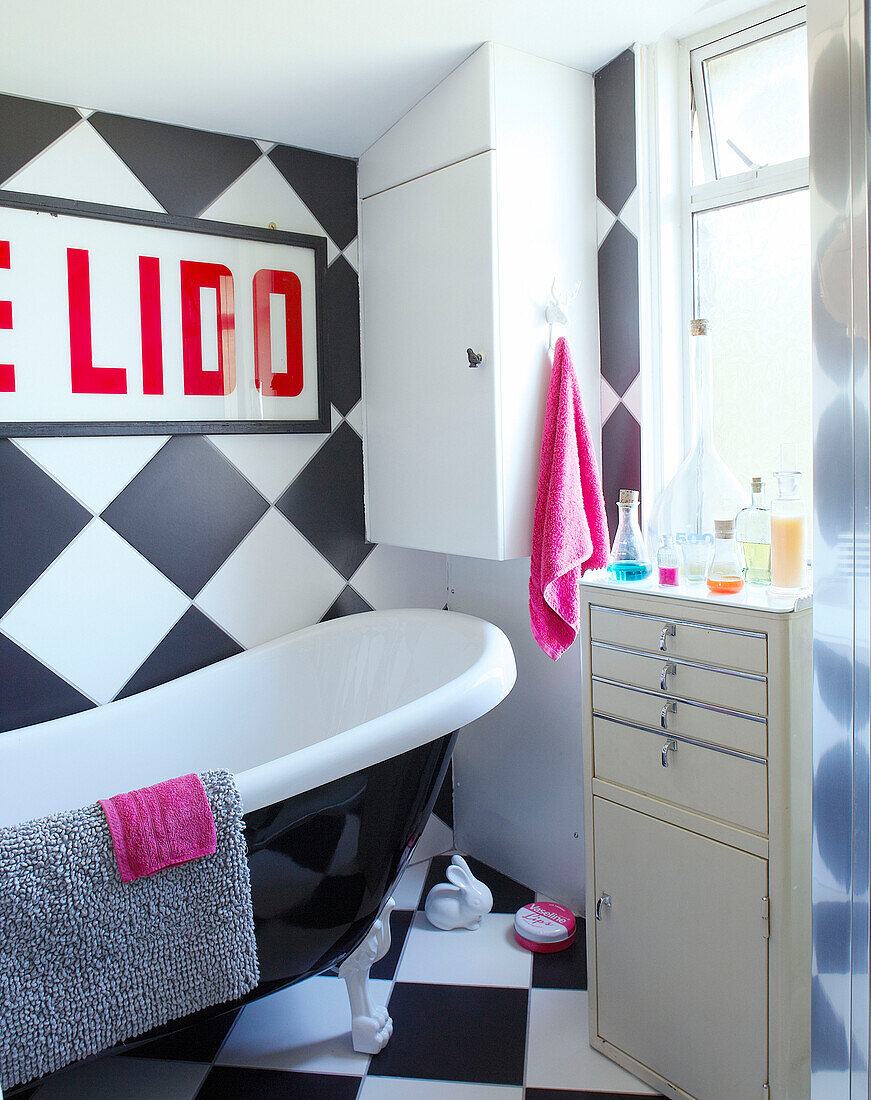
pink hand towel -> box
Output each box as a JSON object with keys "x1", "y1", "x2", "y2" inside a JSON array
[
  {"x1": 100, "y1": 773, "x2": 217, "y2": 884},
  {"x1": 529, "y1": 337, "x2": 610, "y2": 659}
]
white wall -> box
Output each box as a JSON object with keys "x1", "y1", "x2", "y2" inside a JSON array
[{"x1": 449, "y1": 555, "x2": 586, "y2": 911}]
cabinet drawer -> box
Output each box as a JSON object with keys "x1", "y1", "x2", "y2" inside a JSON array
[
  {"x1": 592, "y1": 716, "x2": 768, "y2": 834},
  {"x1": 592, "y1": 678, "x2": 767, "y2": 758},
  {"x1": 590, "y1": 605, "x2": 767, "y2": 674},
  {"x1": 591, "y1": 642, "x2": 767, "y2": 717}
]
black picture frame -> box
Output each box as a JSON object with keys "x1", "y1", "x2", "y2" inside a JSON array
[{"x1": 0, "y1": 190, "x2": 331, "y2": 436}]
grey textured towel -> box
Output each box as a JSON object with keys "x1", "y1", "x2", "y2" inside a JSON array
[{"x1": 0, "y1": 770, "x2": 259, "y2": 1090}]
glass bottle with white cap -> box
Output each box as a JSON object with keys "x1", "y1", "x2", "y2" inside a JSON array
[{"x1": 770, "y1": 443, "x2": 807, "y2": 592}]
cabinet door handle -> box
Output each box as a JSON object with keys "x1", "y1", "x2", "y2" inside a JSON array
[
  {"x1": 596, "y1": 893, "x2": 612, "y2": 920},
  {"x1": 661, "y1": 738, "x2": 678, "y2": 767},
  {"x1": 660, "y1": 701, "x2": 677, "y2": 730},
  {"x1": 659, "y1": 623, "x2": 676, "y2": 651},
  {"x1": 660, "y1": 662, "x2": 676, "y2": 691},
  {"x1": 466, "y1": 348, "x2": 484, "y2": 367}
]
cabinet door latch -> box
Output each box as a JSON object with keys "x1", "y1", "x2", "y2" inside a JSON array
[{"x1": 761, "y1": 897, "x2": 770, "y2": 939}]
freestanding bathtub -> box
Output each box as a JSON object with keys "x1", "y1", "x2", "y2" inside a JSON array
[{"x1": 0, "y1": 608, "x2": 516, "y2": 1093}]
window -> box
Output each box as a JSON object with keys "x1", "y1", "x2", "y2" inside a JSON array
[{"x1": 685, "y1": 7, "x2": 811, "y2": 515}]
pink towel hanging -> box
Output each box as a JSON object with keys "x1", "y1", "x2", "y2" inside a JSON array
[{"x1": 529, "y1": 337, "x2": 609, "y2": 659}]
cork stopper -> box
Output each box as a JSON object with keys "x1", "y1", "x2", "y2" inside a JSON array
[
  {"x1": 618, "y1": 489, "x2": 639, "y2": 505},
  {"x1": 750, "y1": 476, "x2": 763, "y2": 492},
  {"x1": 714, "y1": 518, "x2": 735, "y2": 538},
  {"x1": 689, "y1": 318, "x2": 709, "y2": 336}
]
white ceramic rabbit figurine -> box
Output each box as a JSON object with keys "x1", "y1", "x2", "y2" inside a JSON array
[{"x1": 424, "y1": 854, "x2": 494, "y2": 930}]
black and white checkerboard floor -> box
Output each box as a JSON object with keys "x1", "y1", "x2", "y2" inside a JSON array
[{"x1": 12, "y1": 854, "x2": 662, "y2": 1099}]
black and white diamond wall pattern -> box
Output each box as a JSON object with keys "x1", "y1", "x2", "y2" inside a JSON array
[
  {"x1": 0, "y1": 93, "x2": 79, "y2": 186},
  {"x1": 88, "y1": 112, "x2": 262, "y2": 218},
  {"x1": 0, "y1": 92, "x2": 449, "y2": 739},
  {"x1": 594, "y1": 48, "x2": 642, "y2": 537}
]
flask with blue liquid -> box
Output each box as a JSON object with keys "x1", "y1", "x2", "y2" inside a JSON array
[{"x1": 608, "y1": 490, "x2": 652, "y2": 581}]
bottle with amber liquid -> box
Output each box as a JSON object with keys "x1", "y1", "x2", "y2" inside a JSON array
[{"x1": 706, "y1": 518, "x2": 745, "y2": 595}]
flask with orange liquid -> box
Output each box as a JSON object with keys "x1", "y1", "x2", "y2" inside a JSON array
[
  {"x1": 771, "y1": 444, "x2": 807, "y2": 593},
  {"x1": 706, "y1": 518, "x2": 745, "y2": 595}
]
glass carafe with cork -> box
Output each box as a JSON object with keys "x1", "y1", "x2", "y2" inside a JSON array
[
  {"x1": 646, "y1": 319, "x2": 746, "y2": 582},
  {"x1": 607, "y1": 490, "x2": 652, "y2": 581}
]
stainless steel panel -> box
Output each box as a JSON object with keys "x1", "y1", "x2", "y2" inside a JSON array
[{"x1": 808, "y1": 0, "x2": 871, "y2": 1093}]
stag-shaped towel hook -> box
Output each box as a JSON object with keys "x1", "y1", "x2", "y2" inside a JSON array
[{"x1": 546, "y1": 277, "x2": 582, "y2": 350}]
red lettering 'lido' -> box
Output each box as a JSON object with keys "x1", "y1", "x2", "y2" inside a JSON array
[
  {"x1": 252, "y1": 268, "x2": 304, "y2": 397},
  {"x1": 138, "y1": 256, "x2": 164, "y2": 395},
  {"x1": 0, "y1": 240, "x2": 14, "y2": 392},
  {"x1": 180, "y1": 260, "x2": 236, "y2": 396},
  {"x1": 67, "y1": 248, "x2": 128, "y2": 395}
]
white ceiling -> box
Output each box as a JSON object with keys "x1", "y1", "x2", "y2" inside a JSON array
[{"x1": 2, "y1": 0, "x2": 763, "y2": 157}]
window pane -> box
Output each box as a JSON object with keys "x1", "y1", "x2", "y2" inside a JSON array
[
  {"x1": 693, "y1": 189, "x2": 812, "y2": 523},
  {"x1": 703, "y1": 24, "x2": 808, "y2": 178}
]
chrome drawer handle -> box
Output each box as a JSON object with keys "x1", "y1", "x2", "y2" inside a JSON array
[
  {"x1": 660, "y1": 701, "x2": 677, "y2": 730},
  {"x1": 661, "y1": 738, "x2": 678, "y2": 767},
  {"x1": 659, "y1": 623, "x2": 676, "y2": 651},
  {"x1": 596, "y1": 893, "x2": 612, "y2": 920},
  {"x1": 660, "y1": 662, "x2": 676, "y2": 691}
]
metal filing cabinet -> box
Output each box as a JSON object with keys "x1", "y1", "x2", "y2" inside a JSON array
[{"x1": 579, "y1": 575, "x2": 812, "y2": 1100}]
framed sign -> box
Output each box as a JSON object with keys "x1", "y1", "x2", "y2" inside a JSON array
[{"x1": 0, "y1": 191, "x2": 329, "y2": 436}]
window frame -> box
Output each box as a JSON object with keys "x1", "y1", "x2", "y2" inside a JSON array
[
  {"x1": 677, "y1": 2, "x2": 809, "y2": 458},
  {"x1": 688, "y1": 6, "x2": 808, "y2": 189}
]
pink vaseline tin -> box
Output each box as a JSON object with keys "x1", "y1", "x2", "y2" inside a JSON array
[{"x1": 514, "y1": 901, "x2": 576, "y2": 953}]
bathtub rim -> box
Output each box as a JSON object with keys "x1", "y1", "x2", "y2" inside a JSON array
[
  {"x1": 237, "y1": 610, "x2": 515, "y2": 812},
  {"x1": 0, "y1": 609, "x2": 516, "y2": 823}
]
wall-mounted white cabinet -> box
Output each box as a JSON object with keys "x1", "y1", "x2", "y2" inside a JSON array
[{"x1": 359, "y1": 42, "x2": 599, "y2": 559}]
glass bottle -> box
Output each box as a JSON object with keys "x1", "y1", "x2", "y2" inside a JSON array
[
  {"x1": 770, "y1": 443, "x2": 807, "y2": 593},
  {"x1": 607, "y1": 489, "x2": 652, "y2": 581},
  {"x1": 647, "y1": 319, "x2": 747, "y2": 583},
  {"x1": 657, "y1": 535, "x2": 680, "y2": 586},
  {"x1": 735, "y1": 476, "x2": 771, "y2": 585},
  {"x1": 706, "y1": 518, "x2": 745, "y2": 594}
]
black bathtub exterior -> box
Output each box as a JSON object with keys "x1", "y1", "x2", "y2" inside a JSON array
[
  {"x1": 8, "y1": 731, "x2": 456, "y2": 1093},
  {"x1": 245, "y1": 729, "x2": 457, "y2": 996}
]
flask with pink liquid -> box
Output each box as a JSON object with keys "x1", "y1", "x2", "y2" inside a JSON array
[{"x1": 657, "y1": 535, "x2": 680, "y2": 587}]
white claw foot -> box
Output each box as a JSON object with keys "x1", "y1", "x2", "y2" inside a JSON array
[
  {"x1": 351, "y1": 1010, "x2": 394, "y2": 1054},
  {"x1": 338, "y1": 897, "x2": 396, "y2": 1054}
]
